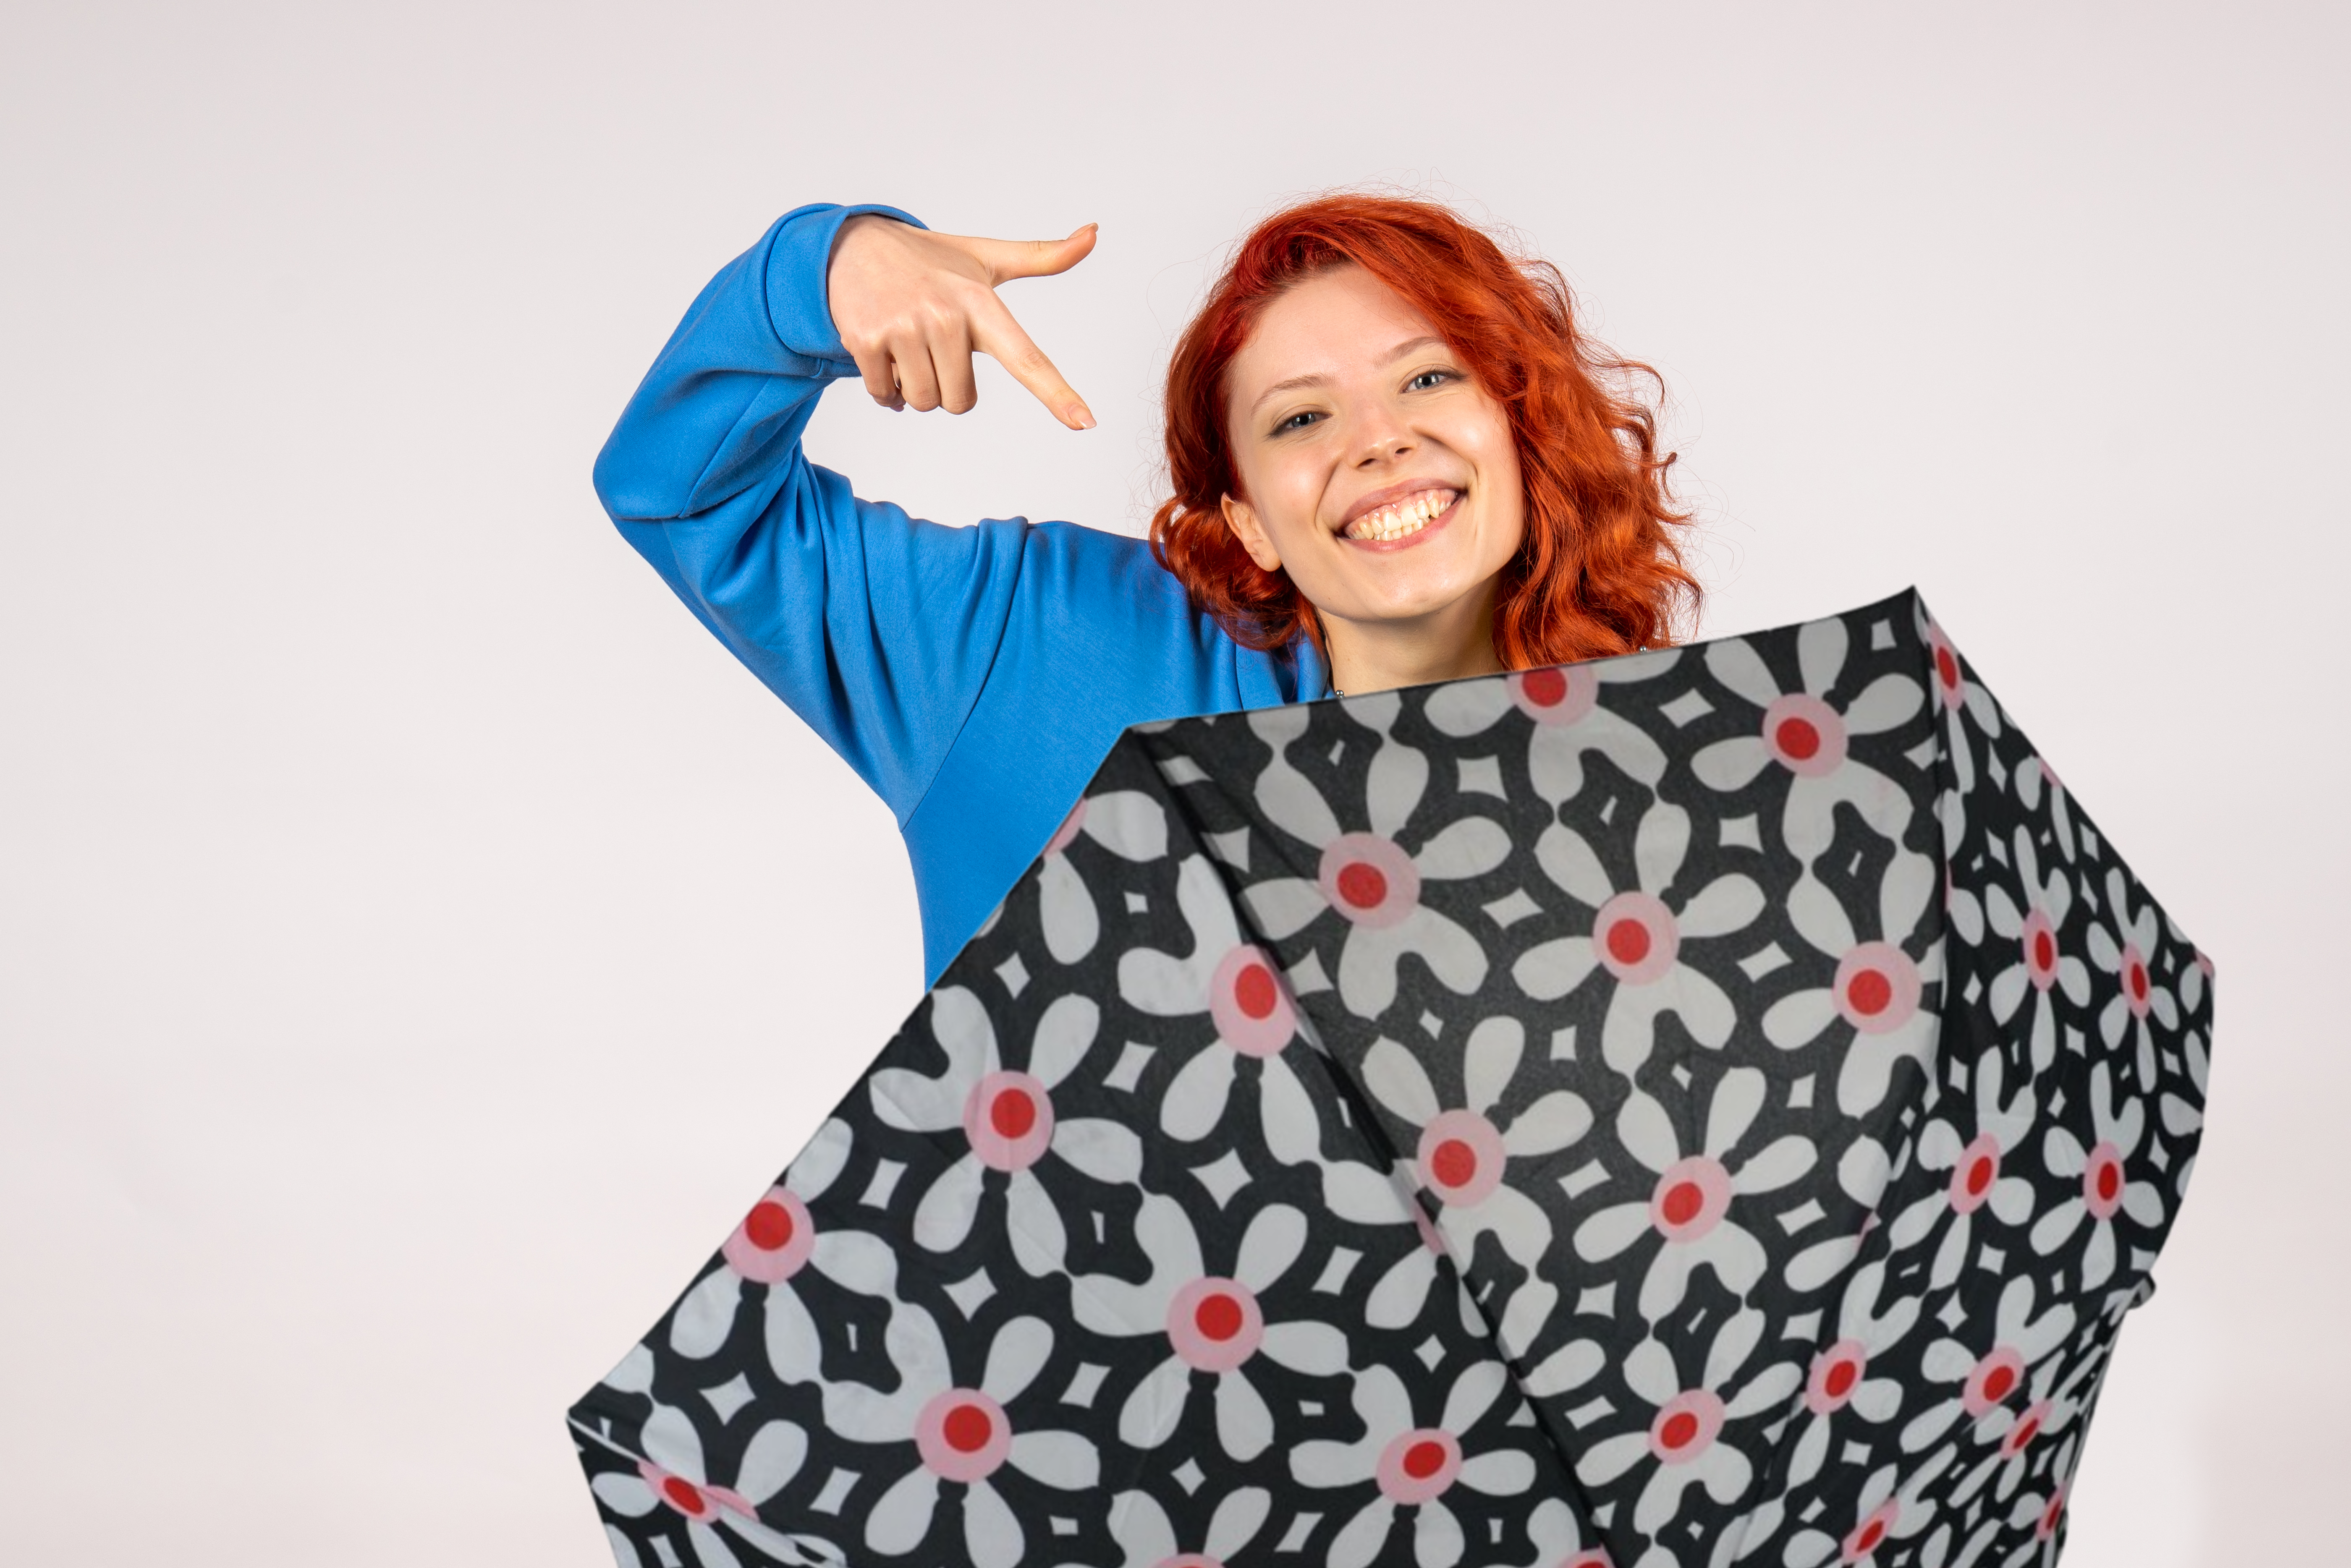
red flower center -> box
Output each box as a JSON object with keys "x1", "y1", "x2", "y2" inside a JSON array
[
  {"x1": 1336, "y1": 862, "x2": 1388, "y2": 910},
  {"x1": 1966, "y1": 1156, "x2": 1995, "y2": 1196},
  {"x1": 1403, "y1": 1440, "x2": 1448, "y2": 1479},
  {"x1": 1982, "y1": 1364, "x2": 2016, "y2": 1402},
  {"x1": 2128, "y1": 963, "x2": 2147, "y2": 1000},
  {"x1": 1233, "y1": 963, "x2": 1279, "y2": 1020},
  {"x1": 1824, "y1": 1360, "x2": 1859, "y2": 1400},
  {"x1": 662, "y1": 1477, "x2": 703, "y2": 1512},
  {"x1": 2096, "y1": 1163, "x2": 2121, "y2": 1203},
  {"x1": 1521, "y1": 667, "x2": 1566, "y2": 706},
  {"x1": 1846, "y1": 968, "x2": 1892, "y2": 1016},
  {"x1": 1429, "y1": 1138, "x2": 1478, "y2": 1189},
  {"x1": 1194, "y1": 1293, "x2": 1243, "y2": 1341},
  {"x1": 1854, "y1": 1519, "x2": 1886, "y2": 1555},
  {"x1": 744, "y1": 1200, "x2": 795, "y2": 1251},
  {"x1": 1607, "y1": 918, "x2": 1652, "y2": 966},
  {"x1": 2033, "y1": 930, "x2": 2055, "y2": 970},
  {"x1": 990, "y1": 1089, "x2": 1037, "y2": 1139},
  {"x1": 1777, "y1": 716, "x2": 1821, "y2": 760},
  {"x1": 1660, "y1": 1179, "x2": 1705, "y2": 1227},
  {"x1": 1659, "y1": 1411, "x2": 1699, "y2": 1450},
  {"x1": 2015, "y1": 1416, "x2": 2041, "y2": 1448},
  {"x1": 1936, "y1": 646, "x2": 1959, "y2": 689},
  {"x1": 942, "y1": 1403, "x2": 994, "y2": 1453}
]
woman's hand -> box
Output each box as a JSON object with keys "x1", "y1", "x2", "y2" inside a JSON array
[{"x1": 827, "y1": 215, "x2": 1099, "y2": 430}]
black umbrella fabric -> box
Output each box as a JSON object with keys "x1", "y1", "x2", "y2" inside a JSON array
[{"x1": 570, "y1": 588, "x2": 2211, "y2": 1568}]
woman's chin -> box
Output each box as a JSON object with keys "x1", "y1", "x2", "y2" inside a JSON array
[{"x1": 1317, "y1": 572, "x2": 1494, "y2": 632}]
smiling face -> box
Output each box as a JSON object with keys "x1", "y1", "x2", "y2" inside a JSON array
[{"x1": 1220, "y1": 264, "x2": 1525, "y2": 686}]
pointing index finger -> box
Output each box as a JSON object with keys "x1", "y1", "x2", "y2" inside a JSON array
[{"x1": 970, "y1": 291, "x2": 1094, "y2": 430}]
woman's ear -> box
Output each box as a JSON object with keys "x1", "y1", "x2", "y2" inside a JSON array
[{"x1": 1220, "y1": 494, "x2": 1284, "y2": 573}]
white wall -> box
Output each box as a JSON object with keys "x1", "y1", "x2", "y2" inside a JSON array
[{"x1": 2, "y1": 3, "x2": 2341, "y2": 1561}]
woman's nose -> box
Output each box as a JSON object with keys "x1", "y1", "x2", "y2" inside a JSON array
[{"x1": 1351, "y1": 414, "x2": 1414, "y2": 467}]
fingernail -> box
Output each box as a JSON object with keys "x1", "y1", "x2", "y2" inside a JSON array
[{"x1": 1071, "y1": 406, "x2": 1096, "y2": 429}]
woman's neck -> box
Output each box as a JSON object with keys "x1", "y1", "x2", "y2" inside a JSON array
[{"x1": 1321, "y1": 595, "x2": 1505, "y2": 695}]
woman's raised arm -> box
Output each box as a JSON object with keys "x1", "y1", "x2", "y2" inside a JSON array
[{"x1": 589, "y1": 203, "x2": 1095, "y2": 823}]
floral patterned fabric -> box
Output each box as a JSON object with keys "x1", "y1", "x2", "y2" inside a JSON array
[{"x1": 570, "y1": 589, "x2": 2212, "y2": 1568}]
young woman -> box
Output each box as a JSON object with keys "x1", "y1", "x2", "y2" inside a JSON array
[{"x1": 593, "y1": 198, "x2": 1697, "y2": 985}]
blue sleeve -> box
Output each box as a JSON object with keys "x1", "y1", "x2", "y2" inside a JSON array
[{"x1": 590, "y1": 201, "x2": 1027, "y2": 824}]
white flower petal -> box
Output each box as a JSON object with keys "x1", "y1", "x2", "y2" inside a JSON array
[
  {"x1": 1441, "y1": 1359, "x2": 1511, "y2": 1434},
  {"x1": 1241, "y1": 877, "x2": 1330, "y2": 940},
  {"x1": 1424, "y1": 677, "x2": 1513, "y2": 736},
  {"x1": 1084, "y1": 790, "x2": 1169, "y2": 861},
  {"x1": 1207, "y1": 1487, "x2": 1273, "y2": 1559},
  {"x1": 863, "y1": 1467, "x2": 940, "y2": 1556},
  {"x1": 1005, "y1": 1170, "x2": 1069, "y2": 1276},
  {"x1": 1534, "y1": 823, "x2": 1615, "y2": 907},
  {"x1": 1679, "y1": 874, "x2": 1765, "y2": 940},
  {"x1": 1026, "y1": 995, "x2": 1100, "y2": 1088},
  {"x1": 1415, "y1": 1497, "x2": 1465, "y2": 1568},
  {"x1": 1576, "y1": 1430, "x2": 1654, "y2": 1487},
  {"x1": 1463, "y1": 1016, "x2": 1525, "y2": 1116},
  {"x1": 1160, "y1": 1041, "x2": 1239, "y2": 1141},
  {"x1": 1259, "y1": 1320, "x2": 1351, "y2": 1375},
  {"x1": 964, "y1": 1477, "x2": 1026, "y2": 1568},
  {"x1": 1843, "y1": 671, "x2": 1924, "y2": 736},
  {"x1": 735, "y1": 1420, "x2": 807, "y2": 1505},
  {"x1": 1118, "y1": 1353, "x2": 1193, "y2": 1449},
  {"x1": 1006, "y1": 1427, "x2": 1100, "y2": 1487},
  {"x1": 1574, "y1": 1201, "x2": 1657, "y2": 1262},
  {"x1": 1366, "y1": 739, "x2": 1431, "y2": 840},
  {"x1": 1763, "y1": 988, "x2": 1839, "y2": 1052},
  {"x1": 670, "y1": 1270, "x2": 744, "y2": 1360},
  {"x1": 1415, "y1": 815, "x2": 1511, "y2": 880},
  {"x1": 1633, "y1": 802, "x2": 1693, "y2": 896},
  {"x1": 1705, "y1": 1068, "x2": 1768, "y2": 1158},
  {"x1": 1216, "y1": 1369, "x2": 1277, "y2": 1461},
  {"x1": 1237, "y1": 1204, "x2": 1309, "y2": 1292},
  {"x1": 1513, "y1": 935, "x2": 1599, "y2": 1001},
  {"x1": 1259, "y1": 1055, "x2": 1327, "y2": 1167},
  {"x1": 1733, "y1": 1134, "x2": 1817, "y2": 1194},
  {"x1": 762, "y1": 1285, "x2": 822, "y2": 1382},
  {"x1": 1365, "y1": 1035, "x2": 1444, "y2": 1124},
  {"x1": 1788, "y1": 872, "x2": 1859, "y2": 957},
  {"x1": 1503, "y1": 1090, "x2": 1593, "y2": 1157},
  {"x1": 1054, "y1": 1117, "x2": 1145, "y2": 1184},
  {"x1": 1039, "y1": 854, "x2": 1100, "y2": 965},
  {"x1": 786, "y1": 1118, "x2": 855, "y2": 1202},
  {"x1": 982, "y1": 1315, "x2": 1057, "y2": 1404},
  {"x1": 1797, "y1": 616, "x2": 1848, "y2": 697},
  {"x1": 1524, "y1": 1337, "x2": 1606, "y2": 1398},
  {"x1": 1691, "y1": 734, "x2": 1773, "y2": 792},
  {"x1": 1327, "y1": 1500, "x2": 1396, "y2": 1568},
  {"x1": 1707, "y1": 637, "x2": 1783, "y2": 708}
]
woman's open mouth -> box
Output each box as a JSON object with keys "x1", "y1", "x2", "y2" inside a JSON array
[{"x1": 1341, "y1": 486, "x2": 1461, "y2": 545}]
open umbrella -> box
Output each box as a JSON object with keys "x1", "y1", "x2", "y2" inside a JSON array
[{"x1": 570, "y1": 588, "x2": 2211, "y2": 1568}]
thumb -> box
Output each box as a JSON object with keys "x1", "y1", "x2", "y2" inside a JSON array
[{"x1": 966, "y1": 224, "x2": 1098, "y2": 285}]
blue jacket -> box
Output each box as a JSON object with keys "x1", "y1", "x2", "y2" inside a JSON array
[{"x1": 592, "y1": 203, "x2": 1332, "y2": 985}]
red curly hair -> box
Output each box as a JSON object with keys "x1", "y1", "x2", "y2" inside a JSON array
[{"x1": 1149, "y1": 195, "x2": 1699, "y2": 666}]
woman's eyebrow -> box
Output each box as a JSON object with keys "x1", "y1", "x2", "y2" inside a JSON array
[
  {"x1": 1381, "y1": 335, "x2": 1446, "y2": 364},
  {"x1": 1247, "y1": 337, "x2": 1453, "y2": 417}
]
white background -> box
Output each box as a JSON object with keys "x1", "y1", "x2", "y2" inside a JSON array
[{"x1": 3, "y1": 3, "x2": 2342, "y2": 1562}]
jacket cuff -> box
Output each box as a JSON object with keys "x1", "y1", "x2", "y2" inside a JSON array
[{"x1": 761, "y1": 201, "x2": 929, "y2": 365}]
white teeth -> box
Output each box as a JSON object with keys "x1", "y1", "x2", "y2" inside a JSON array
[{"x1": 1347, "y1": 489, "x2": 1455, "y2": 541}]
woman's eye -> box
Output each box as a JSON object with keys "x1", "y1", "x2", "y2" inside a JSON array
[
  {"x1": 1407, "y1": 369, "x2": 1453, "y2": 392},
  {"x1": 1275, "y1": 410, "x2": 1322, "y2": 434}
]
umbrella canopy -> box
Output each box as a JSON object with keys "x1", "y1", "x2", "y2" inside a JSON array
[{"x1": 570, "y1": 588, "x2": 2211, "y2": 1568}]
